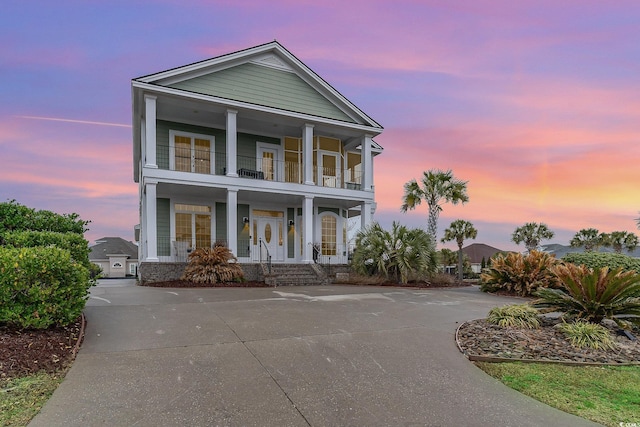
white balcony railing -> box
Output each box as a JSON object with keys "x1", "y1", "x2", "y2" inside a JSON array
[{"x1": 156, "y1": 145, "x2": 363, "y2": 189}]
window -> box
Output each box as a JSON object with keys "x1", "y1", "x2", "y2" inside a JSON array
[
  {"x1": 321, "y1": 215, "x2": 337, "y2": 256},
  {"x1": 170, "y1": 131, "x2": 214, "y2": 174},
  {"x1": 112, "y1": 262, "x2": 123, "y2": 268},
  {"x1": 175, "y1": 204, "x2": 211, "y2": 250}
]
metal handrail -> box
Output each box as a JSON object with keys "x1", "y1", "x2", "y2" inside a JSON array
[{"x1": 259, "y1": 238, "x2": 272, "y2": 273}]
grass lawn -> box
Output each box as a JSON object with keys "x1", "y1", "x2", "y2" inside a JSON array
[
  {"x1": 477, "y1": 362, "x2": 640, "y2": 427},
  {"x1": 0, "y1": 372, "x2": 65, "y2": 427}
]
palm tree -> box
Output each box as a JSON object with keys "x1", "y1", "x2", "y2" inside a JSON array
[
  {"x1": 570, "y1": 228, "x2": 607, "y2": 252},
  {"x1": 441, "y1": 219, "x2": 477, "y2": 280},
  {"x1": 401, "y1": 169, "x2": 469, "y2": 242},
  {"x1": 511, "y1": 222, "x2": 554, "y2": 252},
  {"x1": 352, "y1": 221, "x2": 437, "y2": 284},
  {"x1": 636, "y1": 213, "x2": 640, "y2": 230},
  {"x1": 608, "y1": 231, "x2": 639, "y2": 253}
]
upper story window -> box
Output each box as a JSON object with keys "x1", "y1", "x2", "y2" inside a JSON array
[{"x1": 169, "y1": 131, "x2": 214, "y2": 174}]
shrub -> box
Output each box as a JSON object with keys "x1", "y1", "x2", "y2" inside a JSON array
[
  {"x1": 479, "y1": 250, "x2": 559, "y2": 296},
  {"x1": 534, "y1": 264, "x2": 640, "y2": 328},
  {"x1": 181, "y1": 246, "x2": 244, "y2": 284},
  {"x1": 2, "y1": 230, "x2": 91, "y2": 268},
  {"x1": 487, "y1": 304, "x2": 540, "y2": 329},
  {"x1": 352, "y1": 221, "x2": 437, "y2": 284},
  {"x1": 0, "y1": 200, "x2": 89, "y2": 235},
  {"x1": 562, "y1": 252, "x2": 640, "y2": 273},
  {"x1": 428, "y1": 272, "x2": 456, "y2": 286},
  {"x1": 555, "y1": 321, "x2": 616, "y2": 350},
  {"x1": 0, "y1": 246, "x2": 91, "y2": 329}
]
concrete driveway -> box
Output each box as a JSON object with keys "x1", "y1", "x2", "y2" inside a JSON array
[{"x1": 30, "y1": 281, "x2": 599, "y2": 426}]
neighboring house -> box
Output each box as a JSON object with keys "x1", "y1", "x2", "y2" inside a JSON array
[
  {"x1": 461, "y1": 243, "x2": 504, "y2": 273},
  {"x1": 132, "y1": 41, "x2": 383, "y2": 282},
  {"x1": 89, "y1": 237, "x2": 139, "y2": 278}
]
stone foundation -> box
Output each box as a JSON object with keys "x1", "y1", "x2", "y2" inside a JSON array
[
  {"x1": 138, "y1": 262, "x2": 352, "y2": 286},
  {"x1": 139, "y1": 262, "x2": 263, "y2": 285},
  {"x1": 139, "y1": 262, "x2": 187, "y2": 285}
]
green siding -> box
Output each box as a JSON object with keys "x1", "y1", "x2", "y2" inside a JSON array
[
  {"x1": 287, "y1": 208, "x2": 295, "y2": 258},
  {"x1": 156, "y1": 120, "x2": 227, "y2": 173},
  {"x1": 215, "y1": 203, "x2": 227, "y2": 244},
  {"x1": 157, "y1": 198, "x2": 170, "y2": 256},
  {"x1": 238, "y1": 204, "x2": 250, "y2": 257},
  {"x1": 168, "y1": 63, "x2": 355, "y2": 123}
]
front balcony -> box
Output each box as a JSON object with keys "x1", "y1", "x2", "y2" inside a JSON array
[{"x1": 155, "y1": 144, "x2": 363, "y2": 190}]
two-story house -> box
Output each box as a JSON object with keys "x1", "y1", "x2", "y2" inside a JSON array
[{"x1": 132, "y1": 41, "x2": 383, "y2": 283}]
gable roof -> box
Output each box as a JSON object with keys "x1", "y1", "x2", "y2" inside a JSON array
[
  {"x1": 89, "y1": 237, "x2": 138, "y2": 261},
  {"x1": 461, "y1": 243, "x2": 505, "y2": 264},
  {"x1": 132, "y1": 41, "x2": 382, "y2": 128}
]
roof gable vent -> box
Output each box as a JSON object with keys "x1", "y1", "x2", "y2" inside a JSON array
[{"x1": 252, "y1": 54, "x2": 293, "y2": 72}]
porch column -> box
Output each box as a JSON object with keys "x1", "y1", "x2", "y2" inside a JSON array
[
  {"x1": 227, "y1": 189, "x2": 238, "y2": 256},
  {"x1": 303, "y1": 195, "x2": 314, "y2": 263},
  {"x1": 145, "y1": 180, "x2": 158, "y2": 261},
  {"x1": 361, "y1": 201, "x2": 373, "y2": 230},
  {"x1": 303, "y1": 124, "x2": 314, "y2": 185},
  {"x1": 226, "y1": 109, "x2": 238, "y2": 177},
  {"x1": 144, "y1": 95, "x2": 157, "y2": 168},
  {"x1": 361, "y1": 134, "x2": 373, "y2": 191}
]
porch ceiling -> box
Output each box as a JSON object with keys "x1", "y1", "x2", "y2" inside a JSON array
[
  {"x1": 155, "y1": 182, "x2": 364, "y2": 211},
  {"x1": 154, "y1": 93, "x2": 375, "y2": 142}
]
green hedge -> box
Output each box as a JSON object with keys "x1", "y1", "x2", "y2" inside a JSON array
[
  {"x1": 0, "y1": 200, "x2": 88, "y2": 235},
  {"x1": 2, "y1": 230, "x2": 91, "y2": 268},
  {"x1": 562, "y1": 252, "x2": 640, "y2": 273},
  {"x1": 0, "y1": 246, "x2": 91, "y2": 329}
]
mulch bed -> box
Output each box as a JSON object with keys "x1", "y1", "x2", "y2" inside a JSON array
[
  {"x1": 0, "y1": 316, "x2": 84, "y2": 381},
  {"x1": 457, "y1": 316, "x2": 640, "y2": 364}
]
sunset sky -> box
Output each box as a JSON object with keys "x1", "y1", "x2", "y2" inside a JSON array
[{"x1": 2, "y1": 1, "x2": 639, "y2": 251}]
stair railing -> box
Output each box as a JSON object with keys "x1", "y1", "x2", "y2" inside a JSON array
[{"x1": 259, "y1": 238, "x2": 272, "y2": 274}]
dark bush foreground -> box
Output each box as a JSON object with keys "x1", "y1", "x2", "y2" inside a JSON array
[{"x1": 0, "y1": 247, "x2": 91, "y2": 329}]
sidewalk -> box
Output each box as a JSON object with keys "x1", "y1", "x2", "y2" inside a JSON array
[{"x1": 30, "y1": 284, "x2": 600, "y2": 426}]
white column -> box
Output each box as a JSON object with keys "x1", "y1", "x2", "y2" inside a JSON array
[
  {"x1": 227, "y1": 189, "x2": 238, "y2": 256},
  {"x1": 303, "y1": 124, "x2": 314, "y2": 185},
  {"x1": 362, "y1": 134, "x2": 373, "y2": 191},
  {"x1": 361, "y1": 201, "x2": 373, "y2": 230},
  {"x1": 145, "y1": 180, "x2": 158, "y2": 261},
  {"x1": 303, "y1": 196, "x2": 314, "y2": 263},
  {"x1": 144, "y1": 95, "x2": 157, "y2": 168},
  {"x1": 226, "y1": 109, "x2": 238, "y2": 177}
]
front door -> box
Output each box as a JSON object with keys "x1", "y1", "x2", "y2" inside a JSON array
[{"x1": 257, "y1": 216, "x2": 284, "y2": 262}]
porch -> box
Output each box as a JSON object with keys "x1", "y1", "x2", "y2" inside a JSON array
[{"x1": 155, "y1": 144, "x2": 363, "y2": 190}]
